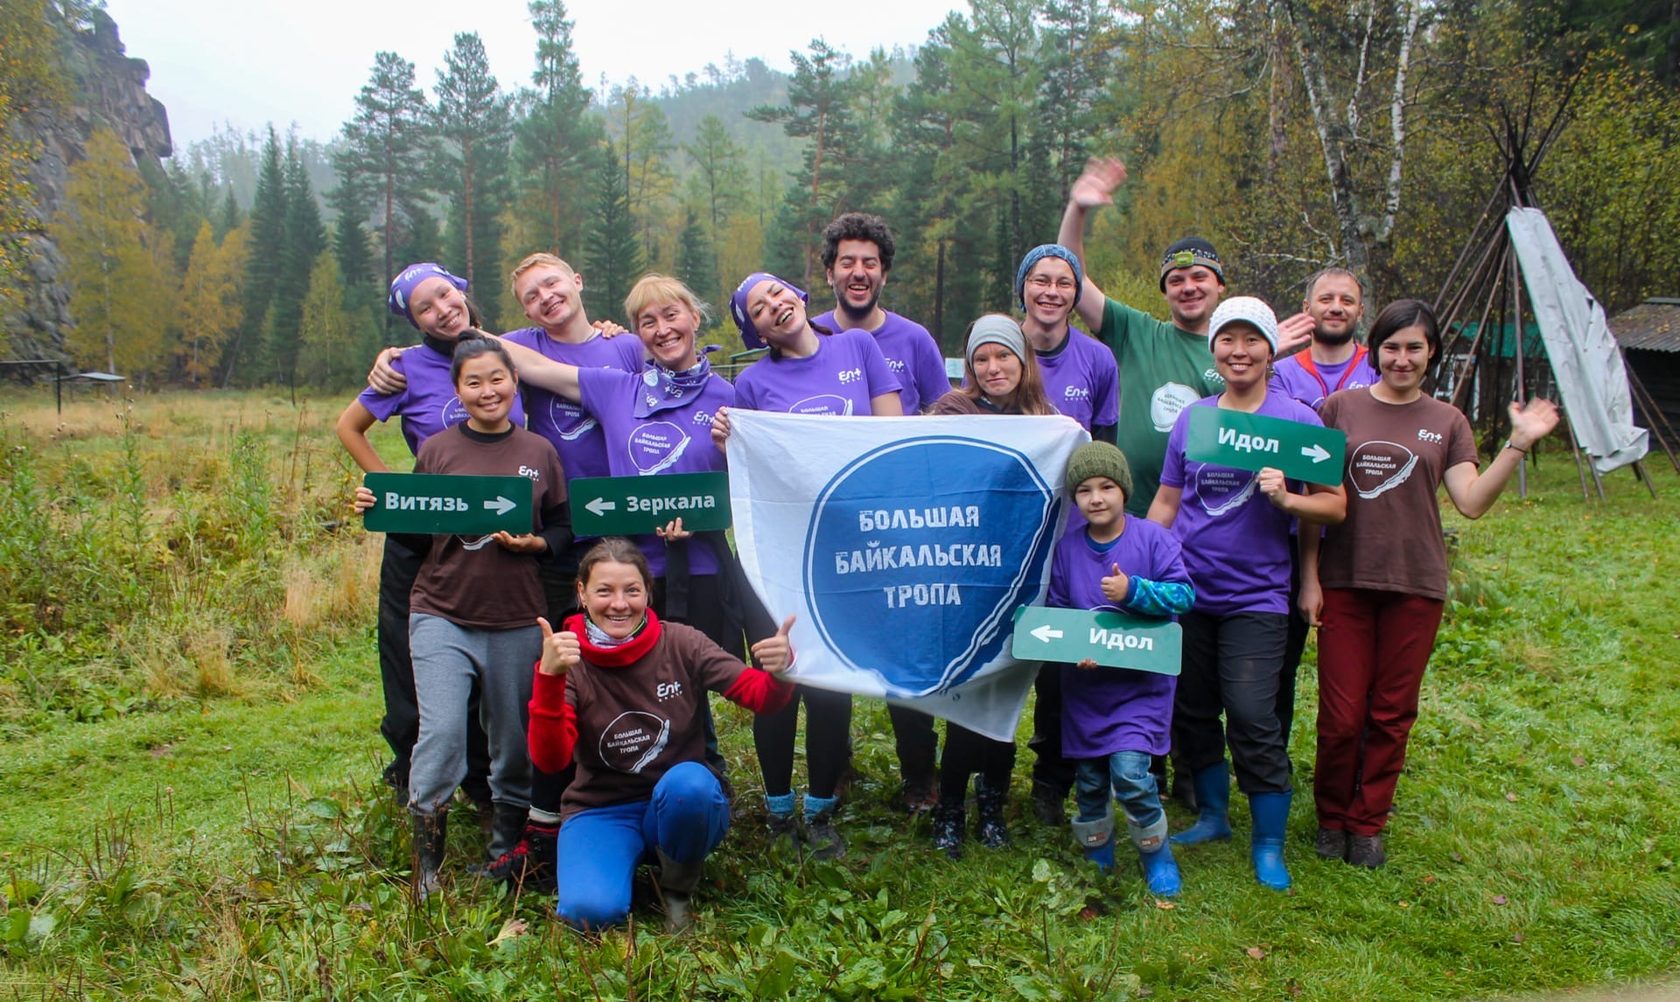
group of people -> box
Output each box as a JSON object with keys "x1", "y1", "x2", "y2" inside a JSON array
[{"x1": 336, "y1": 157, "x2": 1558, "y2": 932}]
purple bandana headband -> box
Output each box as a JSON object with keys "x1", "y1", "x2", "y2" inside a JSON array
[
  {"x1": 388, "y1": 263, "x2": 469, "y2": 328},
  {"x1": 729, "y1": 271, "x2": 808, "y2": 349}
]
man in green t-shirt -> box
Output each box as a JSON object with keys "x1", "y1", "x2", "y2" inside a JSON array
[{"x1": 1058, "y1": 157, "x2": 1311, "y2": 516}]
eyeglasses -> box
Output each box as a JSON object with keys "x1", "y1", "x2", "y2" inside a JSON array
[{"x1": 1025, "y1": 275, "x2": 1077, "y2": 291}]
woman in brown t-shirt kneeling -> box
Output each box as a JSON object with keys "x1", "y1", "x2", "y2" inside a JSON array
[
  {"x1": 527, "y1": 538, "x2": 797, "y2": 932},
  {"x1": 1300, "y1": 299, "x2": 1558, "y2": 869}
]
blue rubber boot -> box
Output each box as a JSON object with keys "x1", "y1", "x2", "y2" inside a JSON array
[
  {"x1": 1138, "y1": 843, "x2": 1182, "y2": 897},
  {"x1": 1072, "y1": 812, "x2": 1115, "y2": 872},
  {"x1": 1248, "y1": 790, "x2": 1293, "y2": 891},
  {"x1": 1169, "y1": 763, "x2": 1232, "y2": 846}
]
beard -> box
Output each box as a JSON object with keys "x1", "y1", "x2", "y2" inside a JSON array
[
  {"x1": 836, "y1": 288, "x2": 882, "y2": 322},
  {"x1": 1316, "y1": 325, "x2": 1355, "y2": 346}
]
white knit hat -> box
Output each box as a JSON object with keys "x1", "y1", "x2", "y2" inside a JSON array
[{"x1": 1207, "y1": 296, "x2": 1279, "y2": 354}]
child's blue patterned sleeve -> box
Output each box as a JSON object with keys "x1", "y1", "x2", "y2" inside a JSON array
[{"x1": 1123, "y1": 577, "x2": 1195, "y2": 618}]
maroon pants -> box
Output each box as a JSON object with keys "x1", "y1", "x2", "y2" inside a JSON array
[{"x1": 1313, "y1": 588, "x2": 1444, "y2": 836}]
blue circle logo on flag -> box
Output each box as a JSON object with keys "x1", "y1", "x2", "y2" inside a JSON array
[{"x1": 802, "y1": 436, "x2": 1059, "y2": 696}]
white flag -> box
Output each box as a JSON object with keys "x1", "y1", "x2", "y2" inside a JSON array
[{"x1": 727, "y1": 410, "x2": 1089, "y2": 742}]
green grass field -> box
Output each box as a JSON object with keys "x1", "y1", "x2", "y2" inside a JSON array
[{"x1": 2, "y1": 389, "x2": 1677, "y2": 999}]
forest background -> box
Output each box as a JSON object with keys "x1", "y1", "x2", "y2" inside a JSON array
[{"x1": 2, "y1": 0, "x2": 1679, "y2": 387}]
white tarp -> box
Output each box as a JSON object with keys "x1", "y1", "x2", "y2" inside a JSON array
[
  {"x1": 1506, "y1": 207, "x2": 1649, "y2": 473},
  {"x1": 727, "y1": 410, "x2": 1089, "y2": 742}
]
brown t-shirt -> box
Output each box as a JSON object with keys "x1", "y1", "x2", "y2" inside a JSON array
[
  {"x1": 408, "y1": 425, "x2": 568, "y2": 629},
  {"x1": 555, "y1": 622, "x2": 748, "y2": 818},
  {"x1": 1317, "y1": 388, "x2": 1479, "y2": 601}
]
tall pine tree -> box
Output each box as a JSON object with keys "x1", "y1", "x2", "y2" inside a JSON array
[
  {"x1": 512, "y1": 0, "x2": 603, "y2": 254},
  {"x1": 335, "y1": 52, "x2": 432, "y2": 323},
  {"x1": 435, "y1": 31, "x2": 512, "y2": 319},
  {"x1": 584, "y1": 139, "x2": 642, "y2": 322},
  {"x1": 230, "y1": 127, "x2": 285, "y2": 385},
  {"x1": 268, "y1": 137, "x2": 325, "y2": 387}
]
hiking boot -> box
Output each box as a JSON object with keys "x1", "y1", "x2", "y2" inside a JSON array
[
  {"x1": 932, "y1": 802, "x2": 964, "y2": 859},
  {"x1": 412, "y1": 811, "x2": 447, "y2": 900},
  {"x1": 1347, "y1": 834, "x2": 1387, "y2": 869},
  {"x1": 524, "y1": 821, "x2": 559, "y2": 892},
  {"x1": 975, "y1": 785, "x2": 1009, "y2": 849},
  {"x1": 655, "y1": 848, "x2": 704, "y2": 934},
  {"x1": 766, "y1": 812, "x2": 799, "y2": 847},
  {"x1": 802, "y1": 810, "x2": 846, "y2": 860},
  {"x1": 901, "y1": 780, "x2": 939, "y2": 816},
  {"x1": 1030, "y1": 781, "x2": 1066, "y2": 826},
  {"x1": 1315, "y1": 827, "x2": 1349, "y2": 861}
]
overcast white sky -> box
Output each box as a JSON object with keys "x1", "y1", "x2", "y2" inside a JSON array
[{"x1": 101, "y1": 0, "x2": 965, "y2": 148}]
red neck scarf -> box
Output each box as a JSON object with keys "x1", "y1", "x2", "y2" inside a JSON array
[{"x1": 566, "y1": 609, "x2": 663, "y2": 667}]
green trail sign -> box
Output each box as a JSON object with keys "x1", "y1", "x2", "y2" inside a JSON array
[
  {"x1": 1185, "y1": 406, "x2": 1347, "y2": 485},
  {"x1": 362, "y1": 472, "x2": 533, "y2": 535},
  {"x1": 1011, "y1": 606, "x2": 1182, "y2": 675},
  {"x1": 569, "y1": 471, "x2": 732, "y2": 536}
]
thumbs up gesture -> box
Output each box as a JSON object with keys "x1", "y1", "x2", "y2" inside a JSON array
[
  {"x1": 1100, "y1": 562, "x2": 1131, "y2": 604},
  {"x1": 537, "y1": 616, "x2": 581, "y2": 676},
  {"x1": 749, "y1": 615, "x2": 797, "y2": 675}
]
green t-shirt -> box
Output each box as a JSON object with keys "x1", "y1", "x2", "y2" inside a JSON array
[{"x1": 1097, "y1": 298, "x2": 1226, "y2": 515}]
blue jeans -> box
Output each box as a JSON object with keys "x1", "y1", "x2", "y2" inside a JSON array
[
  {"x1": 1075, "y1": 750, "x2": 1165, "y2": 841},
  {"x1": 555, "y1": 762, "x2": 730, "y2": 930}
]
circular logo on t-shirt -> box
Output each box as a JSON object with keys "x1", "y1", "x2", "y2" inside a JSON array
[
  {"x1": 1150, "y1": 382, "x2": 1200, "y2": 433},
  {"x1": 1348, "y1": 441, "x2": 1419, "y2": 499},
  {"x1": 1194, "y1": 466, "x2": 1259, "y2": 516},
  {"x1": 441, "y1": 396, "x2": 469, "y2": 428},
  {"x1": 598, "y1": 710, "x2": 671, "y2": 774},
  {"x1": 628, "y1": 421, "x2": 691, "y2": 475},
  {"x1": 802, "y1": 437, "x2": 1058, "y2": 697},
  {"x1": 548, "y1": 398, "x2": 598, "y2": 441},
  {"x1": 790, "y1": 394, "x2": 853, "y2": 416}
]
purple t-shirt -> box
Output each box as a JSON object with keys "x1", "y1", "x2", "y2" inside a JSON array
[
  {"x1": 812, "y1": 309, "x2": 949, "y2": 414},
  {"x1": 356, "y1": 342, "x2": 527, "y2": 458},
  {"x1": 576, "y1": 366, "x2": 735, "y2": 577},
  {"x1": 1047, "y1": 516, "x2": 1185, "y2": 758},
  {"x1": 502, "y1": 327, "x2": 645, "y2": 482},
  {"x1": 1270, "y1": 347, "x2": 1380, "y2": 411},
  {"x1": 1036, "y1": 326, "x2": 1119, "y2": 433},
  {"x1": 732, "y1": 327, "x2": 901, "y2": 416},
  {"x1": 1161, "y1": 393, "x2": 1324, "y2": 615}
]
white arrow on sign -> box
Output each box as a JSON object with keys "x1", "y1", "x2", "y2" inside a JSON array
[
  {"x1": 483, "y1": 495, "x2": 517, "y2": 516},
  {"x1": 1301, "y1": 443, "x2": 1331, "y2": 463},
  {"x1": 1029, "y1": 624, "x2": 1064, "y2": 643},
  {"x1": 585, "y1": 497, "x2": 616, "y2": 517}
]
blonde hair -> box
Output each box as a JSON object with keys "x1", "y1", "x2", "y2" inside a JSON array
[
  {"x1": 509, "y1": 253, "x2": 576, "y2": 298},
  {"x1": 957, "y1": 313, "x2": 1056, "y2": 415},
  {"x1": 624, "y1": 273, "x2": 710, "y2": 328}
]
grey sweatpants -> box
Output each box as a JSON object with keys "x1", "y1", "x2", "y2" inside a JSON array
[{"x1": 407, "y1": 613, "x2": 539, "y2": 815}]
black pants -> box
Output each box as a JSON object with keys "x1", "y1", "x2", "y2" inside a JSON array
[
  {"x1": 1028, "y1": 666, "x2": 1077, "y2": 795},
  {"x1": 888, "y1": 704, "x2": 939, "y2": 790},
  {"x1": 1173, "y1": 610, "x2": 1292, "y2": 795},
  {"x1": 377, "y1": 533, "x2": 490, "y2": 791},
  {"x1": 940, "y1": 723, "x2": 1015, "y2": 804},
  {"x1": 1278, "y1": 545, "x2": 1312, "y2": 748},
  {"x1": 754, "y1": 685, "x2": 852, "y2": 799}
]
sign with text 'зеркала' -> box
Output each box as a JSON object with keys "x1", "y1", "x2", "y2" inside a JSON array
[
  {"x1": 568, "y1": 471, "x2": 732, "y2": 536},
  {"x1": 1185, "y1": 406, "x2": 1347, "y2": 485},
  {"x1": 1011, "y1": 605, "x2": 1182, "y2": 674},
  {"x1": 362, "y1": 472, "x2": 533, "y2": 535}
]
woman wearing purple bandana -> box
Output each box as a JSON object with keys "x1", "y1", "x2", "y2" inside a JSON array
[
  {"x1": 336, "y1": 263, "x2": 517, "y2": 813},
  {"x1": 709, "y1": 271, "x2": 904, "y2": 861}
]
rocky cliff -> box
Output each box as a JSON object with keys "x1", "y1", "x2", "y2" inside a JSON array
[{"x1": 4, "y1": 7, "x2": 171, "y2": 373}]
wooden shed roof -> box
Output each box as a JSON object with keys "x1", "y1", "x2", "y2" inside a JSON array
[{"x1": 1610, "y1": 298, "x2": 1680, "y2": 353}]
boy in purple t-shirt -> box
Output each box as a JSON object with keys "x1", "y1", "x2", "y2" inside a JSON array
[{"x1": 1048, "y1": 442, "x2": 1195, "y2": 897}]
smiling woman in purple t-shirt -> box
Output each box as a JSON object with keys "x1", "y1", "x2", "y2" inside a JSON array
[
  {"x1": 709, "y1": 271, "x2": 904, "y2": 861},
  {"x1": 1148, "y1": 296, "x2": 1347, "y2": 893}
]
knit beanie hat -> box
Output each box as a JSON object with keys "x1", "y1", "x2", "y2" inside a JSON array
[
  {"x1": 388, "y1": 262, "x2": 469, "y2": 328},
  {"x1": 1064, "y1": 441, "x2": 1134, "y2": 501},
  {"x1": 1014, "y1": 244, "x2": 1084, "y2": 310},
  {"x1": 729, "y1": 272, "x2": 809, "y2": 349},
  {"x1": 966, "y1": 314, "x2": 1029, "y2": 366},
  {"x1": 1207, "y1": 296, "x2": 1280, "y2": 355},
  {"x1": 1158, "y1": 236, "x2": 1224, "y2": 290}
]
